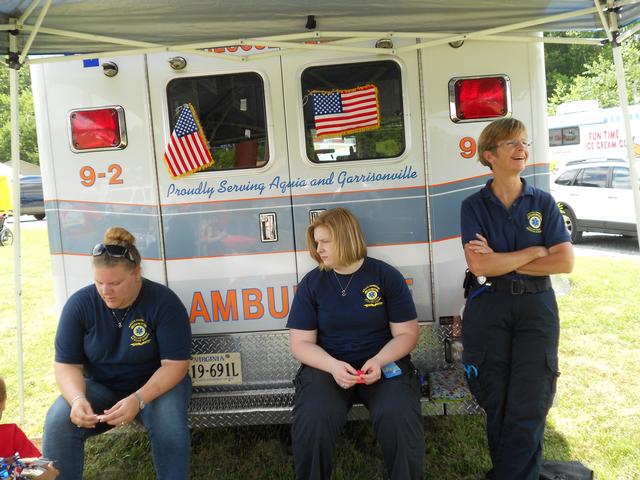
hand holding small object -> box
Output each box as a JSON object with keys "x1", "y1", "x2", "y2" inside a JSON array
[
  {"x1": 331, "y1": 360, "x2": 360, "y2": 389},
  {"x1": 70, "y1": 397, "x2": 99, "y2": 429},
  {"x1": 360, "y1": 357, "x2": 383, "y2": 385}
]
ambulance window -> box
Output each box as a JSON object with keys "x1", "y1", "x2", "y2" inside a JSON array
[
  {"x1": 167, "y1": 72, "x2": 268, "y2": 171},
  {"x1": 301, "y1": 60, "x2": 405, "y2": 163}
]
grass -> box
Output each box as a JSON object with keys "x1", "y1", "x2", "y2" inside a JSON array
[
  {"x1": 2, "y1": 228, "x2": 639, "y2": 479},
  {"x1": 0, "y1": 227, "x2": 59, "y2": 436}
]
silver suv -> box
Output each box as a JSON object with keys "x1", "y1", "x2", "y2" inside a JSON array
[{"x1": 550, "y1": 158, "x2": 639, "y2": 242}]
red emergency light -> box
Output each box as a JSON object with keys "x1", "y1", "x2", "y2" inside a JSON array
[
  {"x1": 68, "y1": 106, "x2": 127, "y2": 152},
  {"x1": 449, "y1": 75, "x2": 511, "y2": 123}
]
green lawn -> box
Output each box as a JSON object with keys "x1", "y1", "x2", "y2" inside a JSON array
[
  {"x1": 1, "y1": 228, "x2": 639, "y2": 479},
  {"x1": 0, "y1": 227, "x2": 58, "y2": 435}
]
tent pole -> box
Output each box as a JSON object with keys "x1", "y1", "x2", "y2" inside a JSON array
[
  {"x1": 612, "y1": 41, "x2": 640, "y2": 245},
  {"x1": 9, "y1": 28, "x2": 25, "y2": 424},
  {"x1": 17, "y1": 0, "x2": 42, "y2": 26},
  {"x1": 605, "y1": 0, "x2": 640, "y2": 246},
  {"x1": 18, "y1": 0, "x2": 52, "y2": 65}
]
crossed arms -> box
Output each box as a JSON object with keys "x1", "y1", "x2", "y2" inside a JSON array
[{"x1": 464, "y1": 233, "x2": 574, "y2": 277}]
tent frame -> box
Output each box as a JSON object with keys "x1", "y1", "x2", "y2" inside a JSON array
[{"x1": 3, "y1": 0, "x2": 640, "y2": 423}]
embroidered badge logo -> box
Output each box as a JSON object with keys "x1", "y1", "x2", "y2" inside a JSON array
[
  {"x1": 362, "y1": 284, "x2": 384, "y2": 307},
  {"x1": 526, "y1": 211, "x2": 542, "y2": 234},
  {"x1": 129, "y1": 318, "x2": 151, "y2": 347}
]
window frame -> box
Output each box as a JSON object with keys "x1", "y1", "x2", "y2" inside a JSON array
[
  {"x1": 549, "y1": 126, "x2": 580, "y2": 147},
  {"x1": 299, "y1": 58, "x2": 408, "y2": 165},
  {"x1": 165, "y1": 70, "x2": 271, "y2": 174}
]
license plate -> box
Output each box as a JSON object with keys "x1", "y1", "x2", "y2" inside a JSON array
[{"x1": 189, "y1": 352, "x2": 242, "y2": 386}]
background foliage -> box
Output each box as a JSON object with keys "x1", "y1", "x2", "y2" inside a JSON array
[
  {"x1": 545, "y1": 32, "x2": 640, "y2": 114},
  {"x1": 0, "y1": 66, "x2": 38, "y2": 164}
]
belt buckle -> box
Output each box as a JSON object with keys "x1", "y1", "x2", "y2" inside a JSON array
[{"x1": 510, "y1": 279, "x2": 524, "y2": 295}]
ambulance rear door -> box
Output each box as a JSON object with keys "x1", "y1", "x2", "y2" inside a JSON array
[
  {"x1": 281, "y1": 41, "x2": 433, "y2": 321},
  {"x1": 147, "y1": 51, "x2": 298, "y2": 335}
]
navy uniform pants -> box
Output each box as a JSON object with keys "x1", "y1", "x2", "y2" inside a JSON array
[
  {"x1": 291, "y1": 358, "x2": 425, "y2": 480},
  {"x1": 463, "y1": 289, "x2": 560, "y2": 480}
]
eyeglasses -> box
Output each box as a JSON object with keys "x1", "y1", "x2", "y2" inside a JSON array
[
  {"x1": 493, "y1": 139, "x2": 532, "y2": 149},
  {"x1": 92, "y1": 243, "x2": 136, "y2": 263}
]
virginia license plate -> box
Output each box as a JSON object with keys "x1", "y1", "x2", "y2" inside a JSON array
[{"x1": 189, "y1": 352, "x2": 242, "y2": 386}]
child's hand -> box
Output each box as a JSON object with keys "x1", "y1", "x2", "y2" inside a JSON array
[{"x1": 36, "y1": 463, "x2": 59, "y2": 479}]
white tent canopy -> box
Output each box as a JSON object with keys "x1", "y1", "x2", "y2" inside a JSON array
[
  {"x1": 2, "y1": 0, "x2": 639, "y2": 422},
  {"x1": 0, "y1": 0, "x2": 639, "y2": 57}
]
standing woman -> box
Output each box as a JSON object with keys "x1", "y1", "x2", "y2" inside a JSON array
[
  {"x1": 43, "y1": 227, "x2": 192, "y2": 480},
  {"x1": 460, "y1": 118, "x2": 574, "y2": 480},
  {"x1": 287, "y1": 207, "x2": 424, "y2": 480}
]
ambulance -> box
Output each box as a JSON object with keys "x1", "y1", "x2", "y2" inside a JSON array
[{"x1": 30, "y1": 35, "x2": 552, "y2": 426}]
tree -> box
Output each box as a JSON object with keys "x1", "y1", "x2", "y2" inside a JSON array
[
  {"x1": 544, "y1": 31, "x2": 606, "y2": 103},
  {"x1": 0, "y1": 65, "x2": 39, "y2": 165},
  {"x1": 545, "y1": 34, "x2": 640, "y2": 115}
]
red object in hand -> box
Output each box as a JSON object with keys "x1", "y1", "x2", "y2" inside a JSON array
[{"x1": 356, "y1": 370, "x2": 366, "y2": 383}]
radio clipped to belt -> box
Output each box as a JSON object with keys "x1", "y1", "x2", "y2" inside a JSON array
[
  {"x1": 463, "y1": 269, "x2": 489, "y2": 301},
  {"x1": 464, "y1": 269, "x2": 552, "y2": 298}
]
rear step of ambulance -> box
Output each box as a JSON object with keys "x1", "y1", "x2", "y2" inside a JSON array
[
  {"x1": 187, "y1": 323, "x2": 481, "y2": 428},
  {"x1": 188, "y1": 370, "x2": 480, "y2": 428}
]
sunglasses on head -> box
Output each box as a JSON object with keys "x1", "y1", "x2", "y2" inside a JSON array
[{"x1": 92, "y1": 243, "x2": 136, "y2": 263}]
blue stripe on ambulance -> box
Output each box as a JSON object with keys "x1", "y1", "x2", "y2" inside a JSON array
[{"x1": 45, "y1": 166, "x2": 549, "y2": 258}]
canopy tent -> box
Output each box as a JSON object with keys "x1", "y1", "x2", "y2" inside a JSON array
[
  {"x1": 0, "y1": 0, "x2": 639, "y2": 56},
  {"x1": 1, "y1": 0, "x2": 639, "y2": 422}
]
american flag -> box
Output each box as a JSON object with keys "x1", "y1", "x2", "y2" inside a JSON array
[
  {"x1": 311, "y1": 84, "x2": 380, "y2": 138},
  {"x1": 163, "y1": 104, "x2": 214, "y2": 178}
]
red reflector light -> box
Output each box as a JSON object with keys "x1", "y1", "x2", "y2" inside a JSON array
[
  {"x1": 450, "y1": 76, "x2": 510, "y2": 122},
  {"x1": 69, "y1": 107, "x2": 127, "y2": 151}
]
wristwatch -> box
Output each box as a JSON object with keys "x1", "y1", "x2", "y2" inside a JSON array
[{"x1": 133, "y1": 391, "x2": 146, "y2": 410}]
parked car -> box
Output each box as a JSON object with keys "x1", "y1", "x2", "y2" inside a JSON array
[
  {"x1": 550, "y1": 158, "x2": 639, "y2": 242},
  {"x1": 20, "y1": 175, "x2": 45, "y2": 220}
]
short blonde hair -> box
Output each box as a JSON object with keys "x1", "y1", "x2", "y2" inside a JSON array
[
  {"x1": 306, "y1": 208, "x2": 367, "y2": 270},
  {"x1": 93, "y1": 226, "x2": 141, "y2": 271},
  {"x1": 477, "y1": 118, "x2": 527, "y2": 169}
]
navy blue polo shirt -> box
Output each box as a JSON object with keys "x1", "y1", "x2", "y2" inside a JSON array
[
  {"x1": 460, "y1": 178, "x2": 570, "y2": 279},
  {"x1": 55, "y1": 278, "x2": 191, "y2": 393},
  {"x1": 286, "y1": 256, "x2": 417, "y2": 367}
]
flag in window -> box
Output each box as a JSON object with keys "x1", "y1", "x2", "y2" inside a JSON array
[
  {"x1": 163, "y1": 103, "x2": 215, "y2": 178},
  {"x1": 311, "y1": 84, "x2": 380, "y2": 138}
]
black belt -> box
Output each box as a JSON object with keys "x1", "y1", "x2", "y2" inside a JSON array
[{"x1": 485, "y1": 276, "x2": 552, "y2": 295}]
